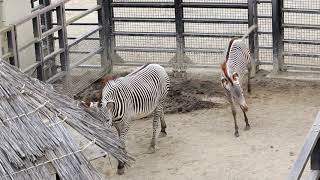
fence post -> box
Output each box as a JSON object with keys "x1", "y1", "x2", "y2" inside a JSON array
[
  {"x1": 104, "y1": 0, "x2": 123, "y2": 67},
  {"x1": 248, "y1": 0, "x2": 259, "y2": 76},
  {"x1": 40, "y1": 0, "x2": 57, "y2": 77},
  {"x1": 6, "y1": 26, "x2": 20, "y2": 67},
  {"x1": 97, "y1": 0, "x2": 110, "y2": 72},
  {"x1": 56, "y1": 3, "x2": 70, "y2": 94},
  {"x1": 173, "y1": 0, "x2": 187, "y2": 77},
  {"x1": 311, "y1": 138, "x2": 320, "y2": 174},
  {"x1": 32, "y1": 15, "x2": 45, "y2": 81},
  {"x1": 272, "y1": 0, "x2": 284, "y2": 73}
]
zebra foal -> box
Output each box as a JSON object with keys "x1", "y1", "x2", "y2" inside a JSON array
[
  {"x1": 84, "y1": 64, "x2": 170, "y2": 175},
  {"x1": 220, "y1": 25, "x2": 257, "y2": 137}
]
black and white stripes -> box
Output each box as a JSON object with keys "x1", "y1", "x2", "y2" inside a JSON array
[{"x1": 100, "y1": 64, "x2": 170, "y2": 175}]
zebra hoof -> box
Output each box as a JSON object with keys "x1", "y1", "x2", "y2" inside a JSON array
[
  {"x1": 158, "y1": 131, "x2": 167, "y2": 138},
  {"x1": 147, "y1": 146, "x2": 156, "y2": 154},
  {"x1": 245, "y1": 125, "x2": 251, "y2": 131},
  {"x1": 234, "y1": 131, "x2": 240, "y2": 137},
  {"x1": 117, "y1": 167, "x2": 125, "y2": 175}
]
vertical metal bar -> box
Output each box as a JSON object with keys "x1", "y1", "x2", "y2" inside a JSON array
[
  {"x1": 272, "y1": 0, "x2": 284, "y2": 73},
  {"x1": 56, "y1": 3, "x2": 71, "y2": 95},
  {"x1": 248, "y1": 0, "x2": 257, "y2": 76},
  {"x1": 41, "y1": 0, "x2": 56, "y2": 77},
  {"x1": 174, "y1": 0, "x2": 186, "y2": 74},
  {"x1": 56, "y1": 4, "x2": 69, "y2": 72},
  {"x1": 33, "y1": 15, "x2": 45, "y2": 81},
  {"x1": 253, "y1": 0, "x2": 259, "y2": 72},
  {"x1": 105, "y1": 0, "x2": 115, "y2": 67},
  {"x1": 6, "y1": 26, "x2": 20, "y2": 67},
  {"x1": 97, "y1": 0, "x2": 109, "y2": 70}
]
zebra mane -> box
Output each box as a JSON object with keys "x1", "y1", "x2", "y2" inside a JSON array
[
  {"x1": 226, "y1": 38, "x2": 237, "y2": 61},
  {"x1": 221, "y1": 62, "x2": 233, "y2": 85},
  {"x1": 102, "y1": 75, "x2": 117, "y2": 86}
]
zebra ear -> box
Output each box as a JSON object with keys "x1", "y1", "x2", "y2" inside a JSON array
[
  {"x1": 106, "y1": 102, "x2": 115, "y2": 111},
  {"x1": 232, "y1": 72, "x2": 239, "y2": 81}
]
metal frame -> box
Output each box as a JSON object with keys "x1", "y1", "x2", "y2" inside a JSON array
[
  {"x1": 288, "y1": 112, "x2": 320, "y2": 180},
  {"x1": 0, "y1": 0, "x2": 109, "y2": 95},
  {"x1": 272, "y1": 0, "x2": 284, "y2": 73},
  {"x1": 109, "y1": 1, "x2": 259, "y2": 72}
]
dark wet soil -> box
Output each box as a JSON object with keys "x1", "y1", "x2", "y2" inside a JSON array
[{"x1": 75, "y1": 72, "x2": 226, "y2": 114}]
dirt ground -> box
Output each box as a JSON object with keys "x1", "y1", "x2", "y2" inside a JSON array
[{"x1": 77, "y1": 68, "x2": 320, "y2": 180}]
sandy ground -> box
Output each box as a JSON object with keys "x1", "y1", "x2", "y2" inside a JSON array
[{"x1": 74, "y1": 69, "x2": 320, "y2": 180}]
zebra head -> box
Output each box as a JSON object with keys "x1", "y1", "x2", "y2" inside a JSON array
[
  {"x1": 221, "y1": 65, "x2": 248, "y2": 112},
  {"x1": 80, "y1": 100, "x2": 114, "y2": 128}
]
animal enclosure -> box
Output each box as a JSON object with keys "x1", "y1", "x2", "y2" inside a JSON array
[{"x1": 1, "y1": 0, "x2": 320, "y2": 179}]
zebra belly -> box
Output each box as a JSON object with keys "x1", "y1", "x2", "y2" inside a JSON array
[{"x1": 132, "y1": 111, "x2": 154, "y2": 120}]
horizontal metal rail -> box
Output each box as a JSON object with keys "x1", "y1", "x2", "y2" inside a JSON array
[
  {"x1": 283, "y1": 8, "x2": 320, "y2": 14},
  {"x1": 68, "y1": 26, "x2": 102, "y2": 48},
  {"x1": 70, "y1": 48, "x2": 103, "y2": 69},
  {"x1": 14, "y1": 1, "x2": 64, "y2": 26},
  {"x1": 284, "y1": 39, "x2": 320, "y2": 46},
  {"x1": 283, "y1": 23, "x2": 320, "y2": 30},
  {"x1": 1, "y1": 52, "x2": 14, "y2": 60},
  {"x1": 183, "y1": 18, "x2": 248, "y2": 24},
  {"x1": 22, "y1": 62, "x2": 41, "y2": 74},
  {"x1": 46, "y1": 71, "x2": 67, "y2": 83},
  {"x1": 114, "y1": 62, "x2": 221, "y2": 68},
  {"x1": 115, "y1": 46, "x2": 176, "y2": 53},
  {"x1": 257, "y1": 0, "x2": 272, "y2": 3},
  {"x1": 259, "y1": 46, "x2": 273, "y2": 49},
  {"x1": 22, "y1": 49, "x2": 65, "y2": 74},
  {"x1": 42, "y1": 25, "x2": 62, "y2": 38},
  {"x1": 183, "y1": 32, "x2": 243, "y2": 38},
  {"x1": 44, "y1": 48, "x2": 64, "y2": 62},
  {"x1": 66, "y1": 5, "x2": 101, "y2": 26},
  {"x1": 283, "y1": 52, "x2": 320, "y2": 58},
  {"x1": 112, "y1": 2, "x2": 174, "y2": 8},
  {"x1": 184, "y1": 48, "x2": 224, "y2": 53},
  {"x1": 18, "y1": 38, "x2": 39, "y2": 52},
  {"x1": 182, "y1": 2, "x2": 248, "y2": 9},
  {"x1": 113, "y1": 31, "x2": 176, "y2": 37},
  {"x1": 54, "y1": 37, "x2": 99, "y2": 40},
  {"x1": 258, "y1": 31, "x2": 272, "y2": 35},
  {"x1": 65, "y1": 8, "x2": 89, "y2": 11},
  {"x1": 113, "y1": 17, "x2": 175, "y2": 23},
  {"x1": 114, "y1": 47, "x2": 225, "y2": 54},
  {"x1": 257, "y1": 15, "x2": 272, "y2": 19},
  {"x1": 53, "y1": 22, "x2": 99, "y2": 26},
  {"x1": 284, "y1": 65, "x2": 320, "y2": 72}
]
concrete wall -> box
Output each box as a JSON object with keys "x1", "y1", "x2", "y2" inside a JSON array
[{"x1": 0, "y1": 0, "x2": 35, "y2": 70}]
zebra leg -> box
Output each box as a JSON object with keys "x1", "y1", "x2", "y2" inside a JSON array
[
  {"x1": 158, "y1": 104, "x2": 167, "y2": 138},
  {"x1": 247, "y1": 65, "x2": 252, "y2": 94},
  {"x1": 232, "y1": 104, "x2": 239, "y2": 137},
  {"x1": 243, "y1": 110, "x2": 251, "y2": 130},
  {"x1": 226, "y1": 93, "x2": 239, "y2": 137},
  {"x1": 148, "y1": 108, "x2": 161, "y2": 154},
  {"x1": 114, "y1": 121, "x2": 129, "y2": 175}
]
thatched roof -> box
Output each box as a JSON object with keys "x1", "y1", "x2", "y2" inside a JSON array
[{"x1": 0, "y1": 60, "x2": 133, "y2": 179}]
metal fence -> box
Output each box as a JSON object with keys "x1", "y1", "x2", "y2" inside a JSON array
[
  {"x1": 2, "y1": 0, "x2": 320, "y2": 96},
  {"x1": 288, "y1": 112, "x2": 320, "y2": 180},
  {"x1": 111, "y1": 0, "x2": 259, "y2": 73},
  {"x1": 0, "y1": 0, "x2": 110, "y2": 96},
  {"x1": 273, "y1": 0, "x2": 320, "y2": 72}
]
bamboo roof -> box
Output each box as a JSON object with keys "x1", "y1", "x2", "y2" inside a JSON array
[{"x1": 0, "y1": 60, "x2": 133, "y2": 180}]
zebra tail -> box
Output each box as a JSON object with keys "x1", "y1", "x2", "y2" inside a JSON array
[{"x1": 240, "y1": 25, "x2": 258, "y2": 41}]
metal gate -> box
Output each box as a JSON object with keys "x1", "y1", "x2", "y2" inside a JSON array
[
  {"x1": 110, "y1": 0, "x2": 259, "y2": 73},
  {"x1": 273, "y1": 0, "x2": 320, "y2": 72},
  {"x1": 0, "y1": 0, "x2": 110, "y2": 96}
]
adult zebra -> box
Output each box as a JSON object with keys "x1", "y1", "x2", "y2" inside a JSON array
[
  {"x1": 85, "y1": 63, "x2": 170, "y2": 175},
  {"x1": 220, "y1": 25, "x2": 257, "y2": 137}
]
